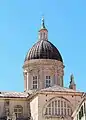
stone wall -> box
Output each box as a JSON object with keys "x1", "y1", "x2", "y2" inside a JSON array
[
  {"x1": 23, "y1": 59, "x2": 64, "y2": 92},
  {"x1": 0, "y1": 98, "x2": 28, "y2": 118},
  {"x1": 30, "y1": 96, "x2": 38, "y2": 120},
  {"x1": 29, "y1": 91, "x2": 82, "y2": 120}
]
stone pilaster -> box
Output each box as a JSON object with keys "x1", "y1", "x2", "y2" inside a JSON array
[
  {"x1": 23, "y1": 59, "x2": 64, "y2": 92},
  {"x1": 24, "y1": 71, "x2": 27, "y2": 91},
  {"x1": 54, "y1": 68, "x2": 58, "y2": 85},
  {"x1": 27, "y1": 72, "x2": 29, "y2": 91}
]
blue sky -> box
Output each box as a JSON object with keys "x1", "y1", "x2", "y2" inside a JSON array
[{"x1": 0, "y1": 0, "x2": 86, "y2": 92}]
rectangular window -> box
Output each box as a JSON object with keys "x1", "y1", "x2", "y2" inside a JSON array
[
  {"x1": 77, "y1": 114, "x2": 78, "y2": 120},
  {"x1": 58, "y1": 100, "x2": 60, "y2": 115},
  {"x1": 64, "y1": 108, "x2": 66, "y2": 115},
  {"x1": 49, "y1": 108, "x2": 51, "y2": 115},
  {"x1": 58, "y1": 108, "x2": 60, "y2": 115},
  {"x1": 68, "y1": 108, "x2": 70, "y2": 115},
  {"x1": 84, "y1": 103, "x2": 85, "y2": 113},
  {"x1": 55, "y1": 101, "x2": 57, "y2": 115},
  {"x1": 64, "y1": 101, "x2": 66, "y2": 107},
  {"x1": 33, "y1": 76, "x2": 38, "y2": 89},
  {"x1": 52, "y1": 101, "x2": 54, "y2": 115},
  {"x1": 61, "y1": 101, "x2": 63, "y2": 115},
  {"x1": 64, "y1": 101, "x2": 66, "y2": 115},
  {"x1": 58, "y1": 100, "x2": 60, "y2": 107},
  {"x1": 61, "y1": 101, "x2": 63, "y2": 107},
  {"x1": 79, "y1": 111, "x2": 81, "y2": 120},
  {"x1": 45, "y1": 108, "x2": 48, "y2": 115},
  {"x1": 61, "y1": 108, "x2": 63, "y2": 115},
  {"x1": 81, "y1": 106, "x2": 83, "y2": 117},
  {"x1": 46, "y1": 76, "x2": 51, "y2": 87}
]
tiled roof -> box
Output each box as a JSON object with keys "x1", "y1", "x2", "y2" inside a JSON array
[
  {"x1": 0, "y1": 92, "x2": 28, "y2": 98},
  {"x1": 40, "y1": 85, "x2": 81, "y2": 93},
  {"x1": 0, "y1": 85, "x2": 82, "y2": 98}
]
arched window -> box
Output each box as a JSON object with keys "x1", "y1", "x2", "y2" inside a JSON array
[
  {"x1": 14, "y1": 105, "x2": 23, "y2": 118},
  {"x1": 43, "y1": 97, "x2": 72, "y2": 117}
]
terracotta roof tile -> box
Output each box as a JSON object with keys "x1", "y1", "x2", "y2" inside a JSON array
[{"x1": 0, "y1": 92, "x2": 28, "y2": 98}]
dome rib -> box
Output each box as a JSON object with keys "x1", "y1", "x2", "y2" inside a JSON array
[{"x1": 25, "y1": 40, "x2": 63, "y2": 62}]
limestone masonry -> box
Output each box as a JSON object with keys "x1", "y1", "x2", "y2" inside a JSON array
[{"x1": 0, "y1": 18, "x2": 85, "y2": 120}]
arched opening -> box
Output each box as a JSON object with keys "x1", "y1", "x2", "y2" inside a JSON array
[{"x1": 43, "y1": 97, "x2": 72, "y2": 117}]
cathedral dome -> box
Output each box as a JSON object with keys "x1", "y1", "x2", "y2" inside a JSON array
[
  {"x1": 25, "y1": 40, "x2": 63, "y2": 62},
  {"x1": 25, "y1": 18, "x2": 63, "y2": 62}
]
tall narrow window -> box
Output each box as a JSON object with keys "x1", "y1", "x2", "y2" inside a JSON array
[
  {"x1": 52, "y1": 101, "x2": 54, "y2": 115},
  {"x1": 33, "y1": 76, "x2": 38, "y2": 89},
  {"x1": 84, "y1": 102, "x2": 85, "y2": 113},
  {"x1": 46, "y1": 76, "x2": 51, "y2": 87},
  {"x1": 81, "y1": 106, "x2": 83, "y2": 117},
  {"x1": 58, "y1": 100, "x2": 60, "y2": 115},
  {"x1": 55, "y1": 100, "x2": 57, "y2": 115},
  {"x1": 61, "y1": 101, "x2": 63, "y2": 115},
  {"x1": 67, "y1": 105, "x2": 71, "y2": 116},
  {"x1": 48, "y1": 104, "x2": 51, "y2": 115},
  {"x1": 77, "y1": 114, "x2": 78, "y2": 120},
  {"x1": 64, "y1": 101, "x2": 66, "y2": 115}
]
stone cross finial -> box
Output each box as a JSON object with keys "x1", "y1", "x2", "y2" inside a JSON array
[
  {"x1": 38, "y1": 17, "x2": 48, "y2": 41},
  {"x1": 41, "y1": 16, "x2": 46, "y2": 29}
]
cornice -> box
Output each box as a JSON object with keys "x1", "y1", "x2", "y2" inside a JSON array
[
  {"x1": 23, "y1": 59, "x2": 64, "y2": 69},
  {"x1": 27, "y1": 90, "x2": 84, "y2": 101}
]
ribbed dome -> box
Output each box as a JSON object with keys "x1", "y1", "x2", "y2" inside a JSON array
[{"x1": 25, "y1": 40, "x2": 63, "y2": 62}]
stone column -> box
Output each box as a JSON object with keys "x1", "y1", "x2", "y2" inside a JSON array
[
  {"x1": 38, "y1": 68, "x2": 43, "y2": 89},
  {"x1": 42, "y1": 68, "x2": 45, "y2": 88},
  {"x1": 24, "y1": 72, "x2": 27, "y2": 91},
  {"x1": 54, "y1": 68, "x2": 58, "y2": 85},
  {"x1": 51, "y1": 69, "x2": 55, "y2": 86},
  {"x1": 27, "y1": 72, "x2": 29, "y2": 91}
]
